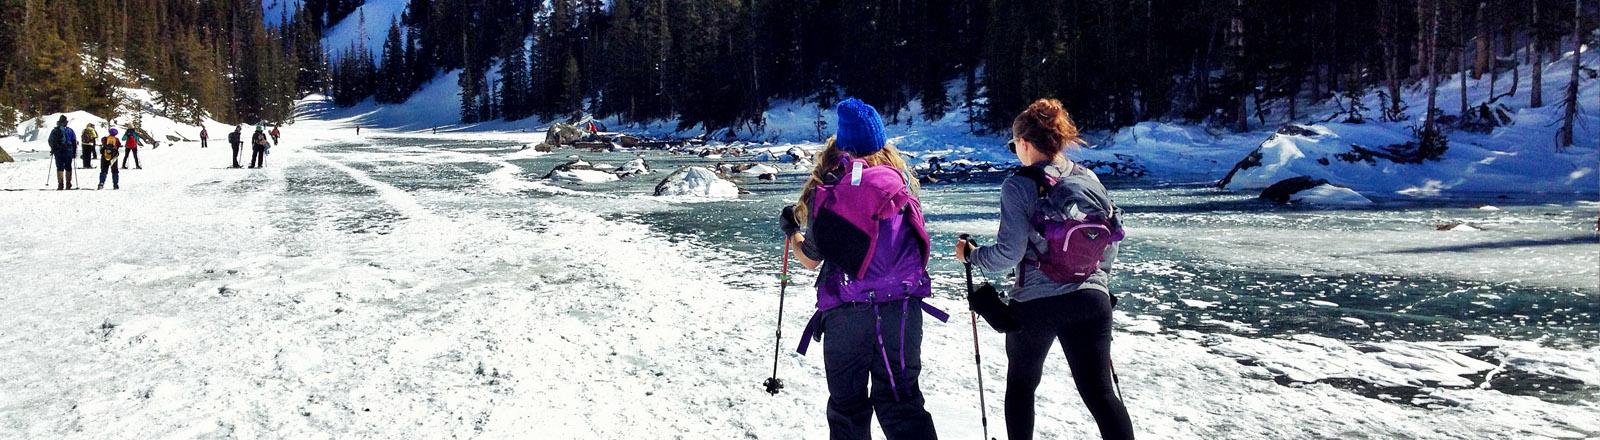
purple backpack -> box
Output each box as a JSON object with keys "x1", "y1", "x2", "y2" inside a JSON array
[
  {"x1": 1017, "y1": 165, "x2": 1124, "y2": 284},
  {"x1": 796, "y1": 158, "x2": 948, "y2": 355}
]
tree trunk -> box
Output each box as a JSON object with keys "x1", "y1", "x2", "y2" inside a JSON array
[
  {"x1": 1531, "y1": 0, "x2": 1544, "y2": 107},
  {"x1": 1510, "y1": 33, "x2": 1520, "y2": 96},
  {"x1": 1288, "y1": 88, "x2": 1298, "y2": 122},
  {"x1": 1382, "y1": 1, "x2": 1404, "y2": 118},
  {"x1": 1460, "y1": 33, "x2": 1469, "y2": 115},
  {"x1": 1425, "y1": 0, "x2": 1440, "y2": 132},
  {"x1": 1556, "y1": 0, "x2": 1580, "y2": 148},
  {"x1": 1489, "y1": 29, "x2": 1498, "y2": 95},
  {"x1": 1459, "y1": 7, "x2": 1465, "y2": 117},
  {"x1": 1474, "y1": 1, "x2": 1487, "y2": 79}
]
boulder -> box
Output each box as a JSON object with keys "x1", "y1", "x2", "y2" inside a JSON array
[
  {"x1": 729, "y1": 163, "x2": 780, "y2": 176},
  {"x1": 616, "y1": 157, "x2": 652, "y2": 178},
  {"x1": 1259, "y1": 176, "x2": 1330, "y2": 204},
  {"x1": 0, "y1": 145, "x2": 12, "y2": 163},
  {"x1": 550, "y1": 168, "x2": 619, "y2": 183},
  {"x1": 544, "y1": 158, "x2": 618, "y2": 183},
  {"x1": 1436, "y1": 223, "x2": 1481, "y2": 232},
  {"x1": 654, "y1": 166, "x2": 739, "y2": 198},
  {"x1": 539, "y1": 123, "x2": 587, "y2": 149},
  {"x1": 1260, "y1": 176, "x2": 1372, "y2": 206},
  {"x1": 1288, "y1": 183, "x2": 1373, "y2": 206}
]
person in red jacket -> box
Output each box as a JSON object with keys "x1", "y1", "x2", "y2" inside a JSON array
[{"x1": 121, "y1": 126, "x2": 147, "y2": 169}]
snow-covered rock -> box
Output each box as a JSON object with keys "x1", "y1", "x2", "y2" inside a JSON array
[
  {"x1": 616, "y1": 157, "x2": 652, "y2": 178},
  {"x1": 1435, "y1": 223, "x2": 1481, "y2": 232},
  {"x1": 544, "y1": 159, "x2": 618, "y2": 183},
  {"x1": 730, "y1": 163, "x2": 779, "y2": 176},
  {"x1": 653, "y1": 166, "x2": 739, "y2": 198},
  {"x1": 1290, "y1": 183, "x2": 1373, "y2": 206},
  {"x1": 1218, "y1": 115, "x2": 1597, "y2": 199},
  {"x1": 550, "y1": 169, "x2": 618, "y2": 184}
]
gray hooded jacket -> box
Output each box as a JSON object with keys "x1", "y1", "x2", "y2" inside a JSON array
[{"x1": 969, "y1": 159, "x2": 1120, "y2": 303}]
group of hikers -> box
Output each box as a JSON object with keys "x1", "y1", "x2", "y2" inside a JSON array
[
  {"x1": 219, "y1": 124, "x2": 280, "y2": 169},
  {"x1": 45, "y1": 117, "x2": 282, "y2": 190},
  {"x1": 779, "y1": 98, "x2": 1132, "y2": 440},
  {"x1": 45, "y1": 116, "x2": 154, "y2": 190}
]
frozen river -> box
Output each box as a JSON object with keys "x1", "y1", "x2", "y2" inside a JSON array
[{"x1": 1, "y1": 127, "x2": 1596, "y2": 439}]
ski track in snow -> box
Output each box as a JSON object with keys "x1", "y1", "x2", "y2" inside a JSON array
[{"x1": 2, "y1": 119, "x2": 1597, "y2": 439}]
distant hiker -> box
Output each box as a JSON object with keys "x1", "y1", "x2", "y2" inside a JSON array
[
  {"x1": 46, "y1": 115, "x2": 78, "y2": 190},
  {"x1": 782, "y1": 98, "x2": 944, "y2": 439},
  {"x1": 79, "y1": 122, "x2": 98, "y2": 169},
  {"x1": 98, "y1": 128, "x2": 122, "y2": 190},
  {"x1": 955, "y1": 99, "x2": 1133, "y2": 440},
  {"x1": 249, "y1": 125, "x2": 269, "y2": 168},
  {"x1": 121, "y1": 126, "x2": 146, "y2": 169},
  {"x1": 200, "y1": 127, "x2": 209, "y2": 148},
  {"x1": 270, "y1": 125, "x2": 281, "y2": 145},
  {"x1": 355, "y1": 124, "x2": 361, "y2": 136},
  {"x1": 228, "y1": 125, "x2": 243, "y2": 168}
]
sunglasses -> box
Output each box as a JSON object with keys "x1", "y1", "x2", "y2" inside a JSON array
[{"x1": 1006, "y1": 139, "x2": 1020, "y2": 153}]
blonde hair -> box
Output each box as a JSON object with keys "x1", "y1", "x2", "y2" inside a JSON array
[{"x1": 794, "y1": 137, "x2": 919, "y2": 226}]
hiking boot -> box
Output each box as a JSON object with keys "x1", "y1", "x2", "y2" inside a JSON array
[{"x1": 97, "y1": 184, "x2": 104, "y2": 190}]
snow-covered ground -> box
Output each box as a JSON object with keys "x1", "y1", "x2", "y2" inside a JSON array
[{"x1": 2, "y1": 98, "x2": 1596, "y2": 438}]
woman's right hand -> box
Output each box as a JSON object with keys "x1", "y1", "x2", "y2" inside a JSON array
[{"x1": 779, "y1": 204, "x2": 801, "y2": 237}]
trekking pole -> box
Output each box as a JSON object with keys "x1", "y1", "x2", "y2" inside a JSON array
[
  {"x1": 1110, "y1": 359, "x2": 1126, "y2": 403},
  {"x1": 763, "y1": 239, "x2": 791, "y2": 395},
  {"x1": 959, "y1": 234, "x2": 994, "y2": 440}
]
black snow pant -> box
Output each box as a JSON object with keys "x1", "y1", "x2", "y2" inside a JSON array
[
  {"x1": 80, "y1": 145, "x2": 95, "y2": 168},
  {"x1": 249, "y1": 145, "x2": 266, "y2": 168},
  {"x1": 231, "y1": 143, "x2": 242, "y2": 168},
  {"x1": 122, "y1": 148, "x2": 140, "y2": 168},
  {"x1": 98, "y1": 158, "x2": 119, "y2": 188},
  {"x1": 821, "y1": 298, "x2": 938, "y2": 440},
  {"x1": 1004, "y1": 290, "x2": 1134, "y2": 440},
  {"x1": 201, "y1": 138, "x2": 208, "y2": 148}
]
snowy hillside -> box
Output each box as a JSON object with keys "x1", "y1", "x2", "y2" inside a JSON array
[
  {"x1": 1, "y1": 87, "x2": 247, "y2": 156},
  {"x1": 262, "y1": 0, "x2": 301, "y2": 27},
  {"x1": 1208, "y1": 46, "x2": 1599, "y2": 198},
  {"x1": 321, "y1": 0, "x2": 407, "y2": 59}
]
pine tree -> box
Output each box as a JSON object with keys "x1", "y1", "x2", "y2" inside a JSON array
[{"x1": 378, "y1": 19, "x2": 408, "y2": 103}]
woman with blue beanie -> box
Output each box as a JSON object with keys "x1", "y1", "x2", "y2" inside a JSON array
[{"x1": 779, "y1": 98, "x2": 945, "y2": 440}]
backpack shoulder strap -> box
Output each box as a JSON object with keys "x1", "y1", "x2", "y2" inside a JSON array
[{"x1": 1013, "y1": 165, "x2": 1053, "y2": 198}]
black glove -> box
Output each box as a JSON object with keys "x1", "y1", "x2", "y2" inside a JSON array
[
  {"x1": 968, "y1": 282, "x2": 1022, "y2": 333},
  {"x1": 779, "y1": 204, "x2": 801, "y2": 237}
]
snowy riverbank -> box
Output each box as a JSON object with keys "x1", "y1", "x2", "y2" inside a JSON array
[{"x1": 2, "y1": 110, "x2": 1596, "y2": 438}]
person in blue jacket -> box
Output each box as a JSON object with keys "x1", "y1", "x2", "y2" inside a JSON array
[{"x1": 46, "y1": 115, "x2": 78, "y2": 190}]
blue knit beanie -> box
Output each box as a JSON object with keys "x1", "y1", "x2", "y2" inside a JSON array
[{"x1": 834, "y1": 98, "x2": 886, "y2": 156}]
